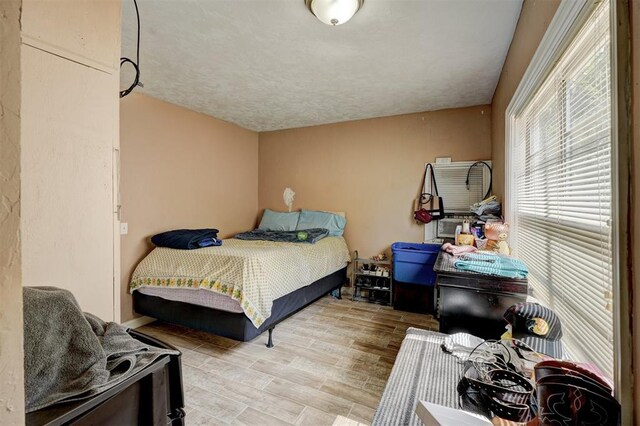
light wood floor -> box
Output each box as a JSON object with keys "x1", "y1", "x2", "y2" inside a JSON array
[{"x1": 138, "y1": 292, "x2": 439, "y2": 426}]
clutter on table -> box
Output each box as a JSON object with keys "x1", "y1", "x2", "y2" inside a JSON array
[
  {"x1": 456, "y1": 219, "x2": 476, "y2": 246},
  {"x1": 446, "y1": 302, "x2": 619, "y2": 424},
  {"x1": 432, "y1": 194, "x2": 520, "y2": 277},
  {"x1": 435, "y1": 195, "x2": 508, "y2": 253},
  {"x1": 442, "y1": 242, "x2": 476, "y2": 256},
  {"x1": 471, "y1": 195, "x2": 502, "y2": 221}
]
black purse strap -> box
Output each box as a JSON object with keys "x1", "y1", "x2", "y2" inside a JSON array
[
  {"x1": 419, "y1": 163, "x2": 440, "y2": 198},
  {"x1": 428, "y1": 163, "x2": 440, "y2": 196},
  {"x1": 460, "y1": 364, "x2": 534, "y2": 423}
]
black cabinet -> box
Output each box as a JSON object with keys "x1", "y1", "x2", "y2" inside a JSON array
[
  {"x1": 434, "y1": 252, "x2": 528, "y2": 339},
  {"x1": 26, "y1": 330, "x2": 185, "y2": 426},
  {"x1": 393, "y1": 281, "x2": 434, "y2": 314}
]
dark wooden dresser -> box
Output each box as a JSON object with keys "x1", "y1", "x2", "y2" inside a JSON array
[
  {"x1": 434, "y1": 251, "x2": 529, "y2": 339},
  {"x1": 26, "y1": 330, "x2": 185, "y2": 426}
]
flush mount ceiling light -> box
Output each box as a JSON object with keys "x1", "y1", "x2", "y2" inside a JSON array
[{"x1": 305, "y1": 0, "x2": 364, "y2": 26}]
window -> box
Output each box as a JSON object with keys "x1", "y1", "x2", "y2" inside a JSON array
[
  {"x1": 508, "y1": 1, "x2": 613, "y2": 377},
  {"x1": 427, "y1": 161, "x2": 492, "y2": 213}
]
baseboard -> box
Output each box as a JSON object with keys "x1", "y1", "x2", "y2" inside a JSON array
[{"x1": 121, "y1": 315, "x2": 156, "y2": 329}]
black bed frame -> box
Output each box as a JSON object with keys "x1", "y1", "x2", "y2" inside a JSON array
[{"x1": 133, "y1": 267, "x2": 347, "y2": 348}]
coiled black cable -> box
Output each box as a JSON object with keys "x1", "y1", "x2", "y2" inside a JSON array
[
  {"x1": 120, "y1": 0, "x2": 141, "y2": 98},
  {"x1": 466, "y1": 161, "x2": 493, "y2": 200}
]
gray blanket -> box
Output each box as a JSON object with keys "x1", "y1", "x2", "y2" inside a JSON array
[
  {"x1": 234, "y1": 228, "x2": 329, "y2": 244},
  {"x1": 372, "y1": 328, "x2": 464, "y2": 426},
  {"x1": 23, "y1": 287, "x2": 178, "y2": 413}
]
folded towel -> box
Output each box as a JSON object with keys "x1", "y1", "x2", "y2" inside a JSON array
[
  {"x1": 23, "y1": 287, "x2": 178, "y2": 413},
  {"x1": 442, "y1": 242, "x2": 477, "y2": 256},
  {"x1": 454, "y1": 252, "x2": 528, "y2": 279},
  {"x1": 151, "y1": 228, "x2": 221, "y2": 250}
]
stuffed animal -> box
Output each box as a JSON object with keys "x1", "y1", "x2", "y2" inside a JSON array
[
  {"x1": 485, "y1": 222, "x2": 511, "y2": 255},
  {"x1": 495, "y1": 231, "x2": 511, "y2": 255}
]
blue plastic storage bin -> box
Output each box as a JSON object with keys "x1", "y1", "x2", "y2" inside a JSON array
[{"x1": 392, "y1": 242, "x2": 441, "y2": 286}]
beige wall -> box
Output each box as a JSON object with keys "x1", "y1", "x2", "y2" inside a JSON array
[
  {"x1": 258, "y1": 106, "x2": 492, "y2": 257},
  {"x1": 20, "y1": 0, "x2": 121, "y2": 321},
  {"x1": 21, "y1": 0, "x2": 120, "y2": 72},
  {"x1": 0, "y1": 0, "x2": 24, "y2": 422},
  {"x1": 490, "y1": 0, "x2": 561, "y2": 200},
  {"x1": 119, "y1": 93, "x2": 259, "y2": 322}
]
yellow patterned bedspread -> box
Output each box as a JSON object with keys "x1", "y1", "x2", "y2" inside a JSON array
[{"x1": 129, "y1": 237, "x2": 350, "y2": 327}]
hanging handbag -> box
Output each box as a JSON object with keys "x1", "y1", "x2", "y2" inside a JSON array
[{"x1": 414, "y1": 163, "x2": 445, "y2": 223}]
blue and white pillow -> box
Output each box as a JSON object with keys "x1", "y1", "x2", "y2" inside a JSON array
[
  {"x1": 296, "y1": 210, "x2": 346, "y2": 237},
  {"x1": 258, "y1": 209, "x2": 300, "y2": 232}
]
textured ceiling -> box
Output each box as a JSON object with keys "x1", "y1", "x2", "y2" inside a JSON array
[{"x1": 121, "y1": 0, "x2": 523, "y2": 132}]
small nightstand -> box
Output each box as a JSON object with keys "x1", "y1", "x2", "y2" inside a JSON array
[{"x1": 351, "y1": 250, "x2": 393, "y2": 306}]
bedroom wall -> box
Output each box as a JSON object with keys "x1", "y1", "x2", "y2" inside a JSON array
[
  {"x1": 0, "y1": 0, "x2": 24, "y2": 420},
  {"x1": 258, "y1": 106, "x2": 492, "y2": 257},
  {"x1": 490, "y1": 0, "x2": 561, "y2": 200},
  {"x1": 20, "y1": 0, "x2": 121, "y2": 321},
  {"x1": 119, "y1": 93, "x2": 259, "y2": 322}
]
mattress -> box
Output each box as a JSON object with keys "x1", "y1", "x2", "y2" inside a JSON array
[
  {"x1": 133, "y1": 267, "x2": 348, "y2": 342},
  {"x1": 130, "y1": 236, "x2": 350, "y2": 327},
  {"x1": 137, "y1": 287, "x2": 245, "y2": 313}
]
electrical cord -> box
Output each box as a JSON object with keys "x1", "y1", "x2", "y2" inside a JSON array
[
  {"x1": 458, "y1": 338, "x2": 536, "y2": 411},
  {"x1": 465, "y1": 161, "x2": 493, "y2": 200},
  {"x1": 120, "y1": 0, "x2": 141, "y2": 98}
]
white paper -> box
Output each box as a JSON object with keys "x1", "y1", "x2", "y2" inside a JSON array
[{"x1": 415, "y1": 401, "x2": 492, "y2": 426}]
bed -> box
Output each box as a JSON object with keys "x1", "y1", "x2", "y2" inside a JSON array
[{"x1": 130, "y1": 236, "x2": 350, "y2": 346}]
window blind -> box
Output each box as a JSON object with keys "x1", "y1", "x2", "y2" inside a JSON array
[
  {"x1": 428, "y1": 162, "x2": 491, "y2": 213},
  {"x1": 511, "y1": 1, "x2": 613, "y2": 377}
]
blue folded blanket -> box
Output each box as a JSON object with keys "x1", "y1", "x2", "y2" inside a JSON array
[
  {"x1": 151, "y1": 228, "x2": 222, "y2": 250},
  {"x1": 454, "y1": 252, "x2": 528, "y2": 279},
  {"x1": 234, "y1": 228, "x2": 329, "y2": 244}
]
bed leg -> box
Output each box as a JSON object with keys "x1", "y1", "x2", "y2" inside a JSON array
[
  {"x1": 266, "y1": 327, "x2": 274, "y2": 348},
  {"x1": 337, "y1": 286, "x2": 342, "y2": 299}
]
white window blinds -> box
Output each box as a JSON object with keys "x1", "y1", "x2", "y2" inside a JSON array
[{"x1": 511, "y1": 1, "x2": 613, "y2": 377}]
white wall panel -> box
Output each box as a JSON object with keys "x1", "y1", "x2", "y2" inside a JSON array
[
  {"x1": 21, "y1": 44, "x2": 118, "y2": 320},
  {"x1": 22, "y1": 0, "x2": 121, "y2": 72}
]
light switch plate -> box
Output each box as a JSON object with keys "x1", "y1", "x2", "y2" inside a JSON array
[{"x1": 120, "y1": 222, "x2": 128, "y2": 235}]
